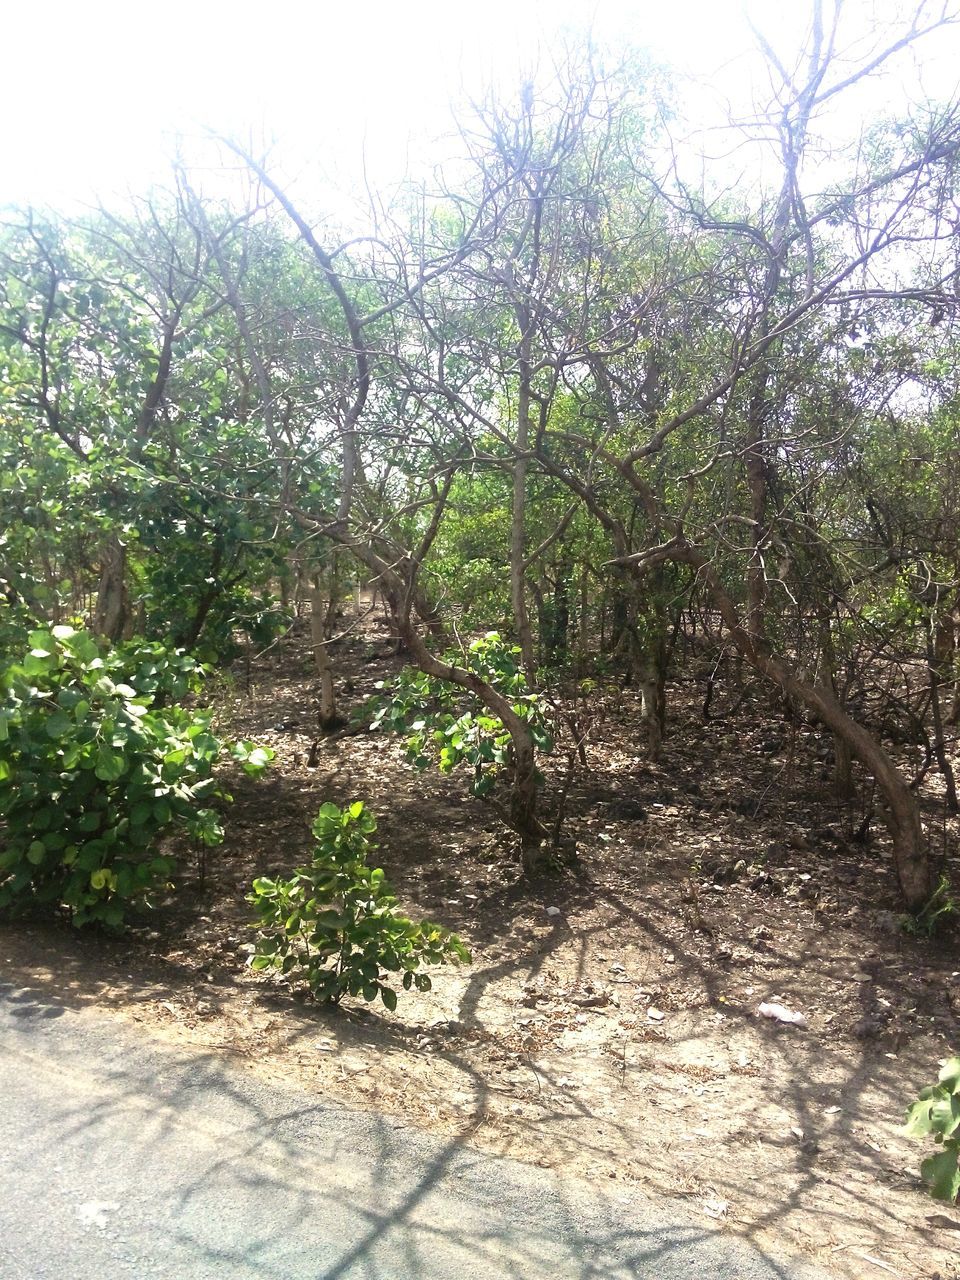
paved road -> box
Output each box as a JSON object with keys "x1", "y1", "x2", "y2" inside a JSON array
[{"x1": 0, "y1": 979, "x2": 828, "y2": 1279}]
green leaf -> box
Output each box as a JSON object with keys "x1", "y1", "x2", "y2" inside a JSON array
[
  {"x1": 934, "y1": 1093, "x2": 960, "y2": 1138},
  {"x1": 28, "y1": 629, "x2": 55, "y2": 655},
  {"x1": 27, "y1": 841, "x2": 46, "y2": 865},
  {"x1": 95, "y1": 749, "x2": 126, "y2": 781},
  {"x1": 920, "y1": 1145, "x2": 960, "y2": 1203},
  {"x1": 242, "y1": 747, "x2": 272, "y2": 774},
  {"x1": 24, "y1": 651, "x2": 56, "y2": 676},
  {"x1": 63, "y1": 632, "x2": 100, "y2": 665},
  {"x1": 44, "y1": 710, "x2": 72, "y2": 739},
  {"x1": 380, "y1": 986, "x2": 398, "y2": 1012}
]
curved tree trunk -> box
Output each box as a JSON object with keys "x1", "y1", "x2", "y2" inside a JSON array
[
  {"x1": 685, "y1": 553, "x2": 935, "y2": 910},
  {"x1": 396, "y1": 610, "x2": 546, "y2": 860},
  {"x1": 764, "y1": 651, "x2": 932, "y2": 908},
  {"x1": 320, "y1": 532, "x2": 548, "y2": 864}
]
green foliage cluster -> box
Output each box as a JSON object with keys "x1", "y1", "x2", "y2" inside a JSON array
[
  {"x1": 905, "y1": 1056, "x2": 960, "y2": 1203},
  {"x1": 0, "y1": 425, "x2": 96, "y2": 664},
  {"x1": 368, "y1": 633, "x2": 554, "y2": 797},
  {"x1": 0, "y1": 626, "x2": 273, "y2": 926},
  {"x1": 0, "y1": 215, "x2": 309, "y2": 665},
  {"x1": 900, "y1": 876, "x2": 956, "y2": 938},
  {"x1": 133, "y1": 459, "x2": 294, "y2": 661},
  {"x1": 247, "y1": 801, "x2": 469, "y2": 1007}
]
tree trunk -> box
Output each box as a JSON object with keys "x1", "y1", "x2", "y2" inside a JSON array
[
  {"x1": 937, "y1": 607, "x2": 960, "y2": 726},
  {"x1": 322, "y1": 551, "x2": 344, "y2": 640},
  {"x1": 391, "y1": 597, "x2": 547, "y2": 864},
  {"x1": 815, "y1": 603, "x2": 856, "y2": 800},
  {"x1": 511, "y1": 364, "x2": 538, "y2": 681},
  {"x1": 669, "y1": 549, "x2": 935, "y2": 910},
  {"x1": 93, "y1": 535, "x2": 128, "y2": 643},
  {"x1": 622, "y1": 570, "x2": 667, "y2": 760},
  {"x1": 576, "y1": 562, "x2": 590, "y2": 677},
  {"x1": 310, "y1": 576, "x2": 339, "y2": 731},
  {"x1": 551, "y1": 561, "x2": 571, "y2": 666},
  {"x1": 294, "y1": 525, "x2": 546, "y2": 863},
  {"x1": 637, "y1": 663, "x2": 663, "y2": 759},
  {"x1": 926, "y1": 614, "x2": 958, "y2": 812},
  {"x1": 758, "y1": 651, "x2": 931, "y2": 907}
]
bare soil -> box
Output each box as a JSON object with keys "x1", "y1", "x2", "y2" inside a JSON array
[{"x1": 3, "y1": 608, "x2": 959, "y2": 1279}]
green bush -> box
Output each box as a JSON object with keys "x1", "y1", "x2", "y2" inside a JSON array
[
  {"x1": 905, "y1": 1056, "x2": 960, "y2": 1202},
  {"x1": 248, "y1": 800, "x2": 470, "y2": 1008},
  {"x1": 0, "y1": 626, "x2": 272, "y2": 927},
  {"x1": 368, "y1": 632, "x2": 553, "y2": 798}
]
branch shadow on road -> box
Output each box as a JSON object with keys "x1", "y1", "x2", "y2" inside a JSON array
[{"x1": 3, "y1": 993, "x2": 813, "y2": 1280}]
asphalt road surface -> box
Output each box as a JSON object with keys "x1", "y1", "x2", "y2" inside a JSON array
[{"x1": 0, "y1": 977, "x2": 829, "y2": 1279}]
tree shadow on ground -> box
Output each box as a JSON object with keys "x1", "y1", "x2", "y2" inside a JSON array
[{"x1": 5, "y1": 999, "x2": 817, "y2": 1279}]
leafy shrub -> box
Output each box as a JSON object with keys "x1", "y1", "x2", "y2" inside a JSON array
[
  {"x1": 0, "y1": 596, "x2": 33, "y2": 671},
  {"x1": 367, "y1": 632, "x2": 553, "y2": 798},
  {"x1": 248, "y1": 801, "x2": 470, "y2": 1008},
  {"x1": 115, "y1": 637, "x2": 209, "y2": 702},
  {"x1": 905, "y1": 1056, "x2": 960, "y2": 1202},
  {"x1": 0, "y1": 626, "x2": 273, "y2": 927}
]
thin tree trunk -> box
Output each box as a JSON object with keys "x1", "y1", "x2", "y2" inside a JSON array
[
  {"x1": 310, "y1": 575, "x2": 339, "y2": 731},
  {"x1": 926, "y1": 614, "x2": 958, "y2": 812},
  {"x1": 577, "y1": 562, "x2": 590, "y2": 677},
  {"x1": 642, "y1": 547, "x2": 936, "y2": 910},
  {"x1": 816, "y1": 602, "x2": 856, "y2": 799},
  {"x1": 93, "y1": 535, "x2": 128, "y2": 643},
  {"x1": 939, "y1": 607, "x2": 960, "y2": 726},
  {"x1": 322, "y1": 552, "x2": 343, "y2": 640},
  {"x1": 637, "y1": 664, "x2": 663, "y2": 759},
  {"x1": 511, "y1": 344, "x2": 537, "y2": 681},
  {"x1": 348, "y1": 544, "x2": 547, "y2": 860},
  {"x1": 395, "y1": 608, "x2": 545, "y2": 859}
]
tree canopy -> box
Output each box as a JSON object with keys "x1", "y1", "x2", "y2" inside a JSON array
[{"x1": 2, "y1": 1, "x2": 960, "y2": 910}]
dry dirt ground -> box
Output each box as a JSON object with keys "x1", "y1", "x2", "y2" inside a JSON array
[{"x1": 3, "y1": 609, "x2": 959, "y2": 1279}]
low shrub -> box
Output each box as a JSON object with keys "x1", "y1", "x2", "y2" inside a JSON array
[
  {"x1": 905, "y1": 1055, "x2": 960, "y2": 1203},
  {"x1": 248, "y1": 800, "x2": 469, "y2": 1008},
  {"x1": 0, "y1": 626, "x2": 272, "y2": 927}
]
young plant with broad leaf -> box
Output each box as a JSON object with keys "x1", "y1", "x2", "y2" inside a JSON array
[
  {"x1": 905, "y1": 1056, "x2": 960, "y2": 1203},
  {"x1": 247, "y1": 801, "x2": 469, "y2": 1008}
]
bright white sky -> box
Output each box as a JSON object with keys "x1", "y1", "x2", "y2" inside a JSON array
[{"x1": 3, "y1": 0, "x2": 958, "y2": 211}]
